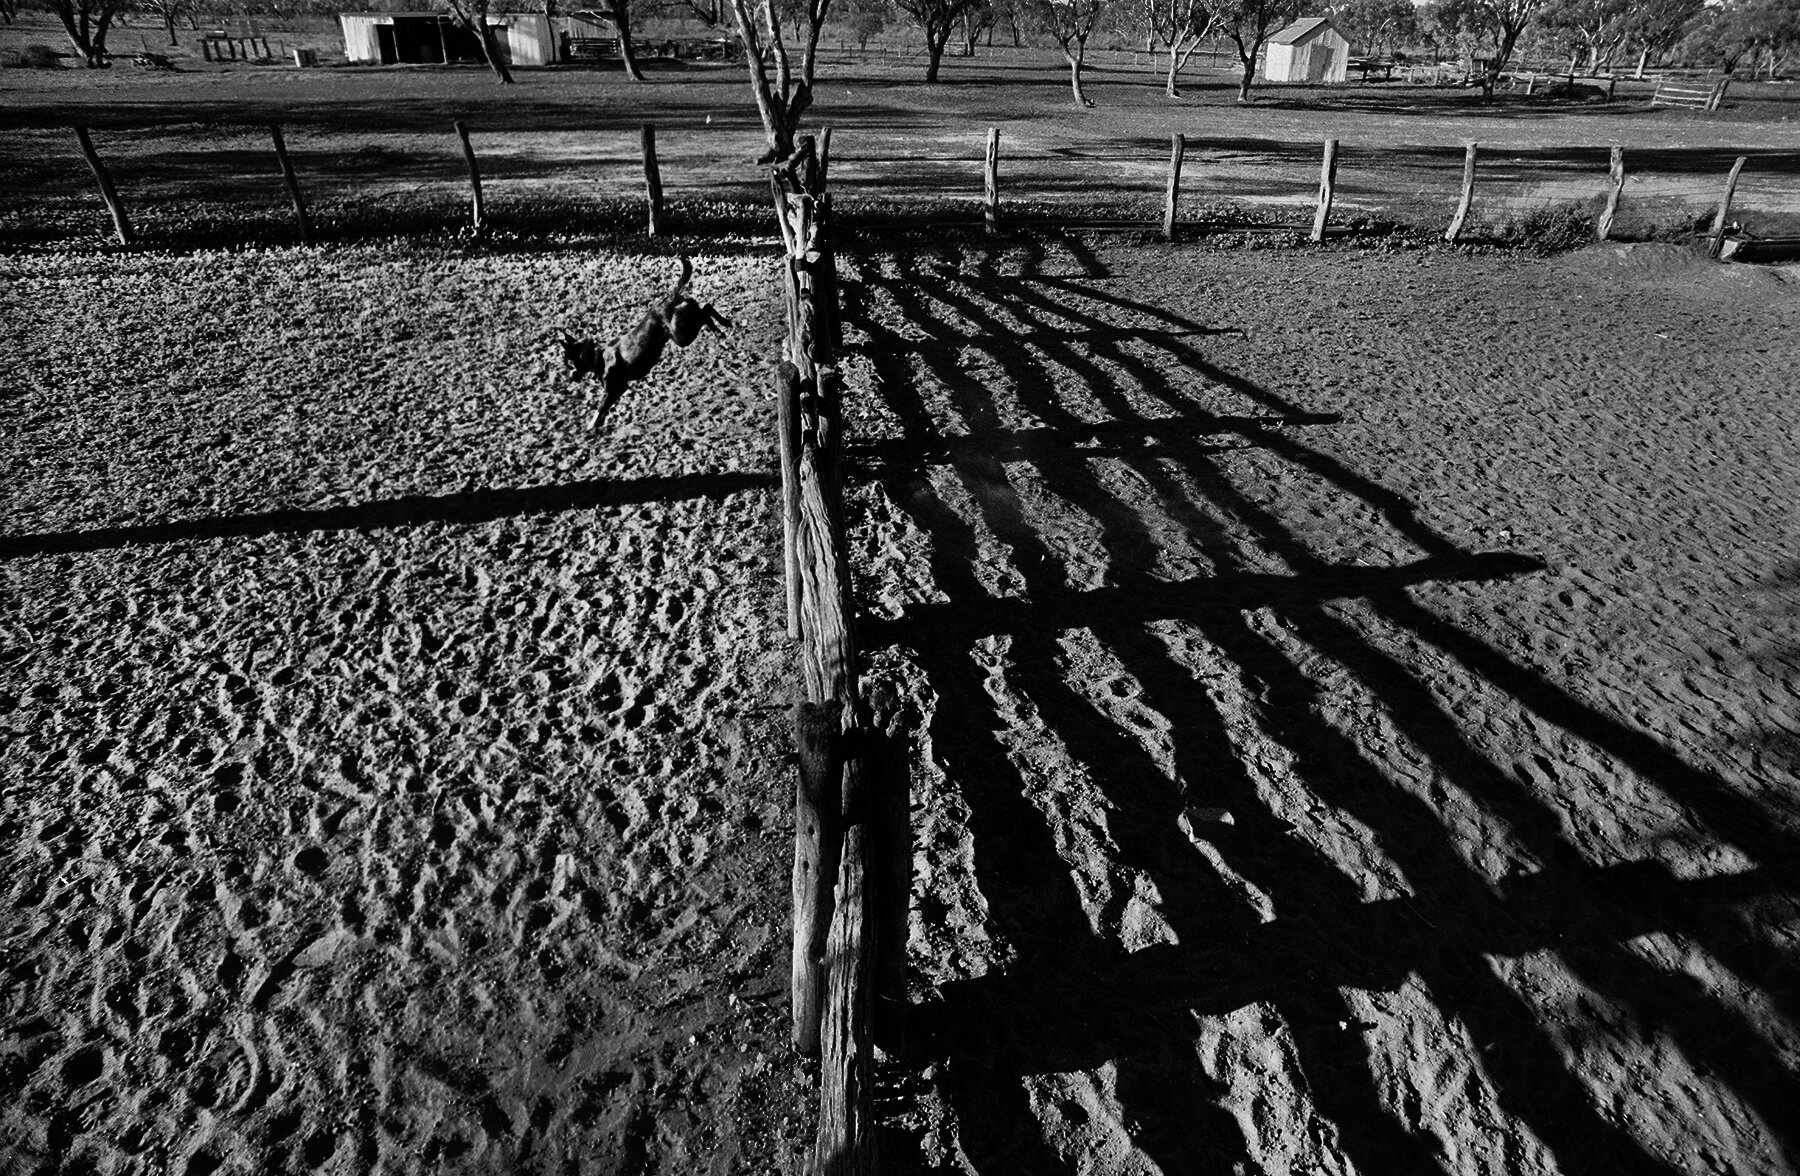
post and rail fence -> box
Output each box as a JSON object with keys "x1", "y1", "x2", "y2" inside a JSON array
[{"x1": 50, "y1": 122, "x2": 1786, "y2": 257}]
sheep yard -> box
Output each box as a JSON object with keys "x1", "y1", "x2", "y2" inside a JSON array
[
  {"x1": 5, "y1": 225, "x2": 1800, "y2": 1176},
  {"x1": 6, "y1": 41, "x2": 1800, "y2": 1176}
]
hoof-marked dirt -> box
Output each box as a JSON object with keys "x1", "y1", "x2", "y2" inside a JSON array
[
  {"x1": 4, "y1": 237, "x2": 1799, "y2": 1175},
  {"x1": 838, "y1": 238, "x2": 1800, "y2": 1176}
]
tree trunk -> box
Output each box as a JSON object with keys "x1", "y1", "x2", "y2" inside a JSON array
[
  {"x1": 1238, "y1": 55, "x2": 1254, "y2": 101},
  {"x1": 1065, "y1": 46, "x2": 1091, "y2": 106},
  {"x1": 609, "y1": 0, "x2": 646, "y2": 80},
  {"x1": 164, "y1": 10, "x2": 177, "y2": 45},
  {"x1": 1166, "y1": 42, "x2": 1180, "y2": 96},
  {"x1": 924, "y1": 25, "x2": 948, "y2": 80},
  {"x1": 473, "y1": 19, "x2": 515, "y2": 82}
]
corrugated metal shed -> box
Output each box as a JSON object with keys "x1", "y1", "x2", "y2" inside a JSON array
[
  {"x1": 337, "y1": 12, "x2": 554, "y2": 67},
  {"x1": 1264, "y1": 17, "x2": 1350, "y2": 83}
]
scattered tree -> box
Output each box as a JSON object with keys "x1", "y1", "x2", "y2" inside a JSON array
[
  {"x1": 842, "y1": 0, "x2": 888, "y2": 50},
  {"x1": 1217, "y1": 0, "x2": 1304, "y2": 101},
  {"x1": 998, "y1": 0, "x2": 1026, "y2": 43},
  {"x1": 725, "y1": 0, "x2": 835, "y2": 160},
  {"x1": 49, "y1": 0, "x2": 125, "y2": 64},
  {"x1": 893, "y1": 0, "x2": 980, "y2": 79},
  {"x1": 1331, "y1": 0, "x2": 1417, "y2": 56},
  {"x1": 959, "y1": 0, "x2": 997, "y2": 53},
  {"x1": 1027, "y1": 0, "x2": 1111, "y2": 105},
  {"x1": 445, "y1": 0, "x2": 515, "y2": 82},
  {"x1": 1145, "y1": 0, "x2": 1214, "y2": 96},
  {"x1": 1536, "y1": 0, "x2": 1631, "y2": 72},
  {"x1": 134, "y1": 0, "x2": 185, "y2": 45},
  {"x1": 1679, "y1": 0, "x2": 1800, "y2": 75},
  {"x1": 599, "y1": 0, "x2": 648, "y2": 80},
  {"x1": 1424, "y1": 0, "x2": 1539, "y2": 95},
  {"x1": 1618, "y1": 0, "x2": 1703, "y2": 69}
]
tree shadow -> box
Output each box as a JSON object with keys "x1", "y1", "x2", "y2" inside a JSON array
[
  {"x1": 0, "y1": 470, "x2": 770, "y2": 559},
  {"x1": 842, "y1": 236, "x2": 1800, "y2": 1175}
]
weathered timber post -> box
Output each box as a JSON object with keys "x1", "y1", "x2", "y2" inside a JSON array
[
  {"x1": 791, "y1": 692, "x2": 842, "y2": 1056},
  {"x1": 641, "y1": 124, "x2": 665, "y2": 236},
  {"x1": 1606, "y1": 74, "x2": 1617, "y2": 100},
  {"x1": 1635, "y1": 47, "x2": 1647, "y2": 79},
  {"x1": 1445, "y1": 142, "x2": 1477, "y2": 243},
  {"x1": 1708, "y1": 77, "x2": 1731, "y2": 111},
  {"x1": 1162, "y1": 132, "x2": 1184, "y2": 241},
  {"x1": 777, "y1": 371, "x2": 804, "y2": 640},
  {"x1": 72, "y1": 127, "x2": 132, "y2": 248},
  {"x1": 984, "y1": 127, "x2": 1000, "y2": 236},
  {"x1": 1525, "y1": 72, "x2": 1536, "y2": 95},
  {"x1": 453, "y1": 120, "x2": 486, "y2": 237},
  {"x1": 1707, "y1": 155, "x2": 1747, "y2": 259},
  {"x1": 818, "y1": 126, "x2": 832, "y2": 187},
  {"x1": 813, "y1": 745, "x2": 875, "y2": 1176},
  {"x1": 268, "y1": 123, "x2": 314, "y2": 246},
  {"x1": 1596, "y1": 145, "x2": 1625, "y2": 241},
  {"x1": 1311, "y1": 138, "x2": 1339, "y2": 244}
]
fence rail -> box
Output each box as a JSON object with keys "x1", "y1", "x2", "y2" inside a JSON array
[{"x1": 16, "y1": 121, "x2": 1800, "y2": 251}]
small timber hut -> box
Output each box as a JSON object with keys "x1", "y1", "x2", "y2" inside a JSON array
[
  {"x1": 338, "y1": 12, "x2": 555, "y2": 66},
  {"x1": 1263, "y1": 16, "x2": 1351, "y2": 83}
]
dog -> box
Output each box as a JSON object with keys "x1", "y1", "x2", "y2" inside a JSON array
[{"x1": 559, "y1": 254, "x2": 734, "y2": 431}]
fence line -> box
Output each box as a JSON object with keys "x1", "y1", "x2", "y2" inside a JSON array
[{"x1": 48, "y1": 122, "x2": 1792, "y2": 251}]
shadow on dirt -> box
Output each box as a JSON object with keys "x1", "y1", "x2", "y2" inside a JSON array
[
  {"x1": 843, "y1": 234, "x2": 1800, "y2": 1176},
  {"x1": 0, "y1": 470, "x2": 771, "y2": 559}
]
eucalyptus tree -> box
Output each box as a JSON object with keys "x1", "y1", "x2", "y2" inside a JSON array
[
  {"x1": 725, "y1": 0, "x2": 836, "y2": 160},
  {"x1": 893, "y1": 0, "x2": 981, "y2": 79},
  {"x1": 1146, "y1": 0, "x2": 1214, "y2": 95},
  {"x1": 446, "y1": 0, "x2": 515, "y2": 82},
  {"x1": 49, "y1": 0, "x2": 124, "y2": 64},
  {"x1": 1027, "y1": 0, "x2": 1111, "y2": 106},
  {"x1": 1217, "y1": 0, "x2": 1304, "y2": 101},
  {"x1": 1425, "y1": 0, "x2": 1540, "y2": 94}
]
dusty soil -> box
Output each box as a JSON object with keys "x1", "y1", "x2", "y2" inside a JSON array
[
  {"x1": 1, "y1": 245, "x2": 813, "y2": 1173},
  {"x1": 838, "y1": 236, "x2": 1800, "y2": 1176},
  {"x1": 4, "y1": 231, "x2": 1800, "y2": 1176}
]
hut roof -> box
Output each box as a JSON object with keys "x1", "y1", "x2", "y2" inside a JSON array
[{"x1": 1269, "y1": 16, "x2": 1337, "y2": 45}]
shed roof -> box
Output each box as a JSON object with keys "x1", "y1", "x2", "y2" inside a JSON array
[{"x1": 1269, "y1": 16, "x2": 1337, "y2": 45}]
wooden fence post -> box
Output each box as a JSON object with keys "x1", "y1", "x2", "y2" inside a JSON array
[
  {"x1": 1708, "y1": 155, "x2": 1747, "y2": 259},
  {"x1": 791, "y1": 694, "x2": 841, "y2": 1057},
  {"x1": 641, "y1": 123, "x2": 665, "y2": 236},
  {"x1": 984, "y1": 127, "x2": 1000, "y2": 236},
  {"x1": 268, "y1": 123, "x2": 314, "y2": 246},
  {"x1": 818, "y1": 125, "x2": 832, "y2": 187},
  {"x1": 72, "y1": 126, "x2": 132, "y2": 248},
  {"x1": 1596, "y1": 145, "x2": 1624, "y2": 241},
  {"x1": 813, "y1": 749, "x2": 875, "y2": 1176},
  {"x1": 453, "y1": 120, "x2": 485, "y2": 237},
  {"x1": 777, "y1": 370, "x2": 803, "y2": 639},
  {"x1": 1162, "y1": 132, "x2": 1184, "y2": 240},
  {"x1": 1311, "y1": 138, "x2": 1339, "y2": 243},
  {"x1": 1707, "y1": 76, "x2": 1731, "y2": 110},
  {"x1": 1445, "y1": 141, "x2": 1477, "y2": 242}
]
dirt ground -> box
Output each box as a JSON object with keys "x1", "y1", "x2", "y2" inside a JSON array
[{"x1": 4, "y1": 231, "x2": 1800, "y2": 1176}]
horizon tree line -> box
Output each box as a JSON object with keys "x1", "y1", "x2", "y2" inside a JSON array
[{"x1": 18, "y1": 0, "x2": 1797, "y2": 104}]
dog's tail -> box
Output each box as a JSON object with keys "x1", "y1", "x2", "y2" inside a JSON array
[{"x1": 674, "y1": 253, "x2": 693, "y2": 294}]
